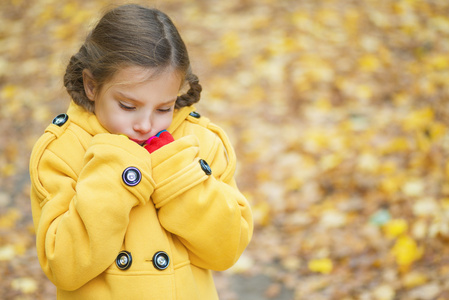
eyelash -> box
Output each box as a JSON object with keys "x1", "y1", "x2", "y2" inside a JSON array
[
  {"x1": 119, "y1": 102, "x2": 136, "y2": 111},
  {"x1": 119, "y1": 102, "x2": 173, "y2": 113}
]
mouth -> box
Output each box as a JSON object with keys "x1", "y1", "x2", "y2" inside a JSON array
[{"x1": 129, "y1": 138, "x2": 148, "y2": 146}]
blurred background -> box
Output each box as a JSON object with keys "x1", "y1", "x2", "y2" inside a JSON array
[{"x1": 1, "y1": 0, "x2": 449, "y2": 299}]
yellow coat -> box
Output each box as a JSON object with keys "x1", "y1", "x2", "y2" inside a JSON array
[{"x1": 29, "y1": 102, "x2": 253, "y2": 299}]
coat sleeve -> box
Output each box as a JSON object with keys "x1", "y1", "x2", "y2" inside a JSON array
[
  {"x1": 150, "y1": 126, "x2": 253, "y2": 271},
  {"x1": 30, "y1": 133, "x2": 155, "y2": 291}
]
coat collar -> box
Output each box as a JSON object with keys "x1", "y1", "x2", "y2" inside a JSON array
[
  {"x1": 168, "y1": 105, "x2": 195, "y2": 133},
  {"x1": 67, "y1": 102, "x2": 108, "y2": 136},
  {"x1": 67, "y1": 101, "x2": 196, "y2": 136}
]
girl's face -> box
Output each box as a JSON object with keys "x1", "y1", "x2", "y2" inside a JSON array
[{"x1": 84, "y1": 66, "x2": 181, "y2": 143}]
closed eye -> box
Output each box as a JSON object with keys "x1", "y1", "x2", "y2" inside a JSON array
[
  {"x1": 119, "y1": 102, "x2": 136, "y2": 111},
  {"x1": 157, "y1": 107, "x2": 173, "y2": 113}
]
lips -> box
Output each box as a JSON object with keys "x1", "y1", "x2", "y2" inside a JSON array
[{"x1": 129, "y1": 138, "x2": 148, "y2": 146}]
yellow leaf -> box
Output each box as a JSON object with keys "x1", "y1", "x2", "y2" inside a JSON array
[
  {"x1": 412, "y1": 198, "x2": 439, "y2": 217},
  {"x1": 14, "y1": 244, "x2": 26, "y2": 257},
  {"x1": 32, "y1": 106, "x2": 52, "y2": 123},
  {"x1": 62, "y1": 2, "x2": 79, "y2": 19},
  {"x1": 359, "y1": 54, "x2": 381, "y2": 72},
  {"x1": 355, "y1": 84, "x2": 373, "y2": 100},
  {"x1": 344, "y1": 9, "x2": 360, "y2": 34},
  {"x1": 291, "y1": 11, "x2": 311, "y2": 29},
  {"x1": 229, "y1": 253, "x2": 254, "y2": 274},
  {"x1": 402, "y1": 271, "x2": 428, "y2": 289},
  {"x1": 391, "y1": 235, "x2": 423, "y2": 269},
  {"x1": 285, "y1": 176, "x2": 302, "y2": 192},
  {"x1": 282, "y1": 256, "x2": 301, "y2": 271},
  {"x1": 36, "y1": 6, "x2": 55, "y2": 27},
  {"x1": 382, "y1": 137, "x2": 410, "y2": 153},
  {"x1": 221, "y1": 32, "x2": 241, "y2": 58},
  {"x1": 11, "y1": 0, "x2": 24, "y2": 5},
  {"x1": 383, "y1": 219, "x2": 408, "y2": 238},
  {"x1": 441, "y1": 198, "x2": 449, "y2": 210},
  {"x1": 252, "y1": 202, "x2": 271, "y2": 227},
  {"x1": 11, "y1": 277, "x2": 38, "y2": 294},
  {"x1": 415, "y1": 131, "x2": 431, "y2": 152},
  {"x1": 393, "y1": 92, "x2": 410, "y2": 106},
  {"x1": 380, "y1": 162, "x2": 397, "y2": 175},
  {"x1": 0, "y1": 208, "x2": 20, "y2": 228},
  {"x1": 308, "y1": 258, "x2": 333, "y2": 274},
  {"x1": 411, "y1": 219, "x2": 428, "y2": 239},
  {"x1": 1, "y1": 84, "x2": 18, "y2": 100},
  {"x1": 52, "y1": 23, "x2": 77, "y2": 41},
  {"x1": 304, "y1": 128, "x2": 330, "y2": 151},
  {"x1": 373, "y1": 284, "x2": 395, "y2": 300},
  {"x1": 402, "y1": 108, "x2": 434, "y2": 131},
  {"x1": 357, "y1": 152, "x2": 380, "y2": 173},
  {"x1": 428, "y1": 122, "x2": 447, "y2": 141},
  {"x1": 429, "y1": 212, "x2": 449, "y2": 239},
  {"x1": 320, "y1": 154, "x2": 343, "y2": 171},
  {"x1": 320, "y1": 210, "x2": 347, "y2": 228},
  {"x1": 315, "y1": 97, "x2": 332, "y2": 112},
  {"x1": 402, "y1": 179, "x2": 425, "y2": 197},
  {"x1": 380, "y1": 176, "x2": 404, "y2": 196},
  {"x1": 429, "y1": 55, "x2": 449, "y2": 71},
  {"x1": 0, "y1": 245, "x2": 16, "y2": 261}
]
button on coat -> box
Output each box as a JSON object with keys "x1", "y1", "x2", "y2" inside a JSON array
[
  {"x1": 199, "y1": 159, "x2": 212, "y2": 175},
  {"x1": 116, "y1": 251, "x2": 132, "y2": 270},
  {"x1": 52, "y1": 114, "x2": 69, "y2": 126},
  {"x1": 189, "y1": 111, "x2": 201, "y2": 118},
  {"x1": 122, "y1": 167, "x2": 141, "y2": 186},
  {"x1": 152, "y1": 251, "x2": 169, "y2": 270}
]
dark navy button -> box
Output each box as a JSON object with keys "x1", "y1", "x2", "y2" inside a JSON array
[
  {"x1": 153, "y1": 251, "x2": 169, "y2": 270},
  {"x1": 116, "y1": 251, "x2": 132, "y2": 270},
  {"x1": 199, "y1": 159, "x2": 212, "y2": 175},
  {"x1": 52, "y1": 114, "x2": 68, "y2": 126},
  {"x1": 189, "y1": 111, "x2": 201, "y2": 118},
  {"x1": 122, "y1": 167, "x2": 141, "y2": 186}
]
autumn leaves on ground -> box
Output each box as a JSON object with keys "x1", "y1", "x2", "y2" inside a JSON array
[{"x1": 1, "y1": 0, "x2": 449, "y2": 299}]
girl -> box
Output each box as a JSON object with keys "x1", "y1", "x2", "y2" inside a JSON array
[{"x1": 29, "y1": 4, "x2": 253, "y2": 299}]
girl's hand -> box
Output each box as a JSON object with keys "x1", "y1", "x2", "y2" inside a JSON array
[{"x1": 131, "y1": 130, "x2": 174, "y2": 153}]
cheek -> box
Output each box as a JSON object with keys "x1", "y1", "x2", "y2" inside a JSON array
[
  {"x1": 112, "y1": 114, "x2": 133, "y2": 132},
  {"x1": 163, "y1": 114, "x2": 174, "y2": 128},
  {"x1": 99, "y1": 110, "x2": 130, "y2": 134},
  {"x1": 155, "y1": 114, "x2": 174, "y2": 132}
]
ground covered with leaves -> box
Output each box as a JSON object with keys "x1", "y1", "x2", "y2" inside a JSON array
[{"x1": 1, "y1": 0, "x2": 449, "y2": 299}]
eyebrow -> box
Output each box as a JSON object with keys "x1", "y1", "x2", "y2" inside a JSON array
[
  {"x1": 117, "y1": 91, "x2": 177, "y2": 106},
  {"x1": 117, "y1": 91, "x2": 140, "y2": 103}
]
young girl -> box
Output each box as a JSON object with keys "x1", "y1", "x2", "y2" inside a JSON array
[{"x1": 29, "y1": 4, "x2": 253, "y2": 299}]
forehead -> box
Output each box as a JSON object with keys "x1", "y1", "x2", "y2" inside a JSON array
[
  {"x1": 103, "y1": 65, "x2": 183, "y2": 101},
  {"x1": 105, "y1": 63, "x2": 186, "y2": 89},
  {"x1": 109, "y1": 65, "x2": 165, "y2": 86}
]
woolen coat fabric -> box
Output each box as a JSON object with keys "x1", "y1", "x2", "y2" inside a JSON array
[{"x1": 29, "y1": 102, "x2": 253, "y2": 299}]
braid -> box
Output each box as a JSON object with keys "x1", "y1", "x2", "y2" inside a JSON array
[
  {"x1": 176, "y1": 73, "x2": 202, "y2": 109},
  {"x1": 63, "y1": 46, "x2": 94, "y2": 112}
]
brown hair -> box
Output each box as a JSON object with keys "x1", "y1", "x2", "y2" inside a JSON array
[{"x1": 64, "y1": 4, "x2": 201, "y2": 112}]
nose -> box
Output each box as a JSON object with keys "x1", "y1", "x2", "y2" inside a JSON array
[{"x1": 133, "y1": 116, "x2": 152, "y2": 135}]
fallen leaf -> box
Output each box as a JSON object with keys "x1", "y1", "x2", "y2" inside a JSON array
[
  {"x1": 391, "y1": 235, "x2": 423, "y2": 270},
  {"x1": 11, "y1": 277, "x2": 38, "y2": 294},
  {"x1": 308, "y1": 258, "x2": 333, "y2": 274},
  {"x1": 372, "y1": 284, "x2": 395, "y2": 300},
  {"x1": 383, "y1": 219, "x2": 408, "y2": 239}
]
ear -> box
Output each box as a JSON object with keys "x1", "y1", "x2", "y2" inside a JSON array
[{"x1": 82, "y1": 69, "x2": 97, "y2": 101}]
